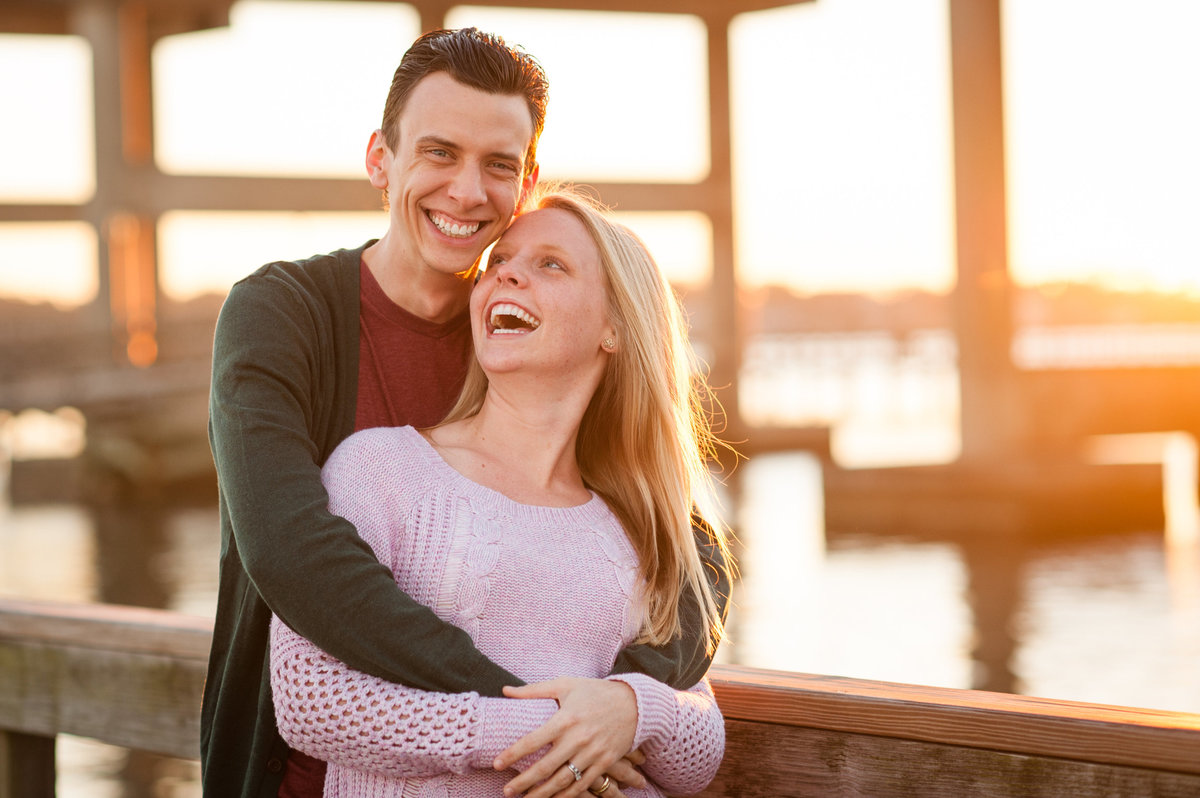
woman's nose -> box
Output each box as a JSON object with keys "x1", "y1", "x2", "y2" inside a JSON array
[{"x1": 491, "y1": 257, "x2": 527, "y2": 286}]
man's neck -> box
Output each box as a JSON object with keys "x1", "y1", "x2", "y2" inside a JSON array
[{"x1": 362, "y1": 237, "x2": 473, "y2": 324}]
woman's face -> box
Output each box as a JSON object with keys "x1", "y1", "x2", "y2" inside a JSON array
[{"x1": 470, "y1": 207, "x2": 615, "y2": 382}]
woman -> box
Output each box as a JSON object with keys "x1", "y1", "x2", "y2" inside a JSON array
[{"x1": 270, "y1": 188, "x2": 731, "y2": 797}]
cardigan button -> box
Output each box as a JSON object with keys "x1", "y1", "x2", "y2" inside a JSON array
[{"x1": 266, "y1": 757, "x2": 284, "y2": 773}]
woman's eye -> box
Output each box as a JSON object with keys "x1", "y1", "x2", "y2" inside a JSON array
[{"x1": 543, "y1": 260, "x2": 564, "y2": 271}]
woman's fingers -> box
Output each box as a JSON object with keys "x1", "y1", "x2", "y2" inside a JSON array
[{"x1": 498, "y1": 677, "x2": 643, "y2": 798}]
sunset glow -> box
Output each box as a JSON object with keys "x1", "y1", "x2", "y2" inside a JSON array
[{"x1": 1, "y1": 0, "x2": 1198, "y2": 304}]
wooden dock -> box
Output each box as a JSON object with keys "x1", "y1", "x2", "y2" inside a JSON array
[{"x1": 2, "y1": 598, "x2": 1198, "y2": 796}]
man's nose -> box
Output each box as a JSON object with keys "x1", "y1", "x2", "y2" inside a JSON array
[{"x1": 447, "y1": 164, "x2": 487, "y2": 206}]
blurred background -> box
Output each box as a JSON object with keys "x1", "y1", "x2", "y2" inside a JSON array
[{"x1": 2, "y1": 0, "x2": 1199, "y2": 794}]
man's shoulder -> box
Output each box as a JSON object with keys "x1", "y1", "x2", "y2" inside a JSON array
[
  {"x1": 236, "y1": 241, "x2": 375, "y2": 296},
  {"x1": 217, "y1": 241, "x2": 375, "y2": 327}
]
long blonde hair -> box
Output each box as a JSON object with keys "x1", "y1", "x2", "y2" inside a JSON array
[{"x1": 442, "y1": 187, "x2": 731, "y2": 652}]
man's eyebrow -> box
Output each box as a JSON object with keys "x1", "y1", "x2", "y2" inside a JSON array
[
  {"x1": 417, "y1": 135, "x2": 523, "y2": 165},
  {"x1": 415, "y1": 134, "x2": 457, "y2": 151}
]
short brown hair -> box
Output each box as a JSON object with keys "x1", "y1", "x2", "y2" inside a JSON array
[{"x1": 381, "y1": 28, "x2": 548, "y2": 176}]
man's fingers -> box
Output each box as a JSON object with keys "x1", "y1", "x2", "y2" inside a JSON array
[
  {"x1": 587, "y1": 774, "x2": 627, "y2": 798},
  {"x1": 602, "y1": 757, "x2": 645, "y2": 789}
]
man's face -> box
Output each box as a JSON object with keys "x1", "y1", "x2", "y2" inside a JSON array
[{"x1": 370, "y1": 72, "x2": 537, "y2": 279}]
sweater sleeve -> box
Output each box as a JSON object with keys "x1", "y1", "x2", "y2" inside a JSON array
[
  {"x1": 269, "y1": 614, "x2": 557, "y2": 777},
  {"x1": 209, "y1": 269, "x2": 520, "y2": 697},
  {"x1": 268, "y1": 429, "x2": 557, "y2": 777},
  {"x1": 606, "y1": 672, "x2": 725, "y2": 796}
]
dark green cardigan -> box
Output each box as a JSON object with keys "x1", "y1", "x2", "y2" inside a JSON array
[{"x1": 200, "y1": 243, "x2": 729, "y2": 797}]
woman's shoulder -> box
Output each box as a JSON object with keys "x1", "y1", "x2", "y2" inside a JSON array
[{"x1": 323, "y1": 426, "x2": 433, "y2": 481}]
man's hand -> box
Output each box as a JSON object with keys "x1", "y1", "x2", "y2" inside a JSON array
[{"x1": 494, "y1": 678, "x2": 645, "y2": 798}]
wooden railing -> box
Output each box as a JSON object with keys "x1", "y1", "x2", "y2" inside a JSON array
[{"x1": 2, "y1": 598, "x2": 1199, "y2": 797}]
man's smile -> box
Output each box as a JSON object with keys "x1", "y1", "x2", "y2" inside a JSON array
[{"x1": 428, "y1": 210, "x2": 483, "y2": 239}]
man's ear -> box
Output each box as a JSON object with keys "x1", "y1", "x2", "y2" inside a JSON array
[
  {"x1": 517, "y1": 162, "x2": 539, "y2": 212},
  {"x1": 366, "y1": 129, "x2": 389, "y2": 190}
]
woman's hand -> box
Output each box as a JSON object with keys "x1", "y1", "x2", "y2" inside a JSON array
[{"x1": 494, "y1": 677, "x2": 645, "y2": 798}]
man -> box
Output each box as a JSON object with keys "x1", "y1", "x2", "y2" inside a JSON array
[{"x1": 201, "y1": 27, "x2": 728, "y2": 798}]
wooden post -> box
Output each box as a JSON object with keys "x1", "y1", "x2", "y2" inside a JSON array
[
  {"x1": 703, "y1": 9, "x2": 743, "y2": 445},
  {"x1": 416, "y1": 2, "x2": 451, "y2": 34},
  {"x1": 106, "y1": 212, "x2": 159, "y2": 366},
  {"x1": 73, "y1": 0, "x2": 161, "y2": 367},
  {"x1": 948, "y1": 0, "x2": 1019, "y2": 461},
  {"x1": 0, "y1": 731, "x2": 55, "y2": 798}
]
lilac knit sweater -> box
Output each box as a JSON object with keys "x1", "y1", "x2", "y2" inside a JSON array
[{"x1": 269, "y1": 426, "x2": 724, "y2": 797}]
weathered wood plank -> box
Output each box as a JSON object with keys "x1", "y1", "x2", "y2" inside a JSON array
[
  {"x1": 691, "y1": 719, "x2": 1200, "y2": 798},
  {"x1": 3, "y1": 599, "x2": 1200, "y2": 796},
  {"x1": 0, "y1": 639, "x2": 205, "y2": 759},
  {"x1": 0, "y1": 598, "x2": 211, "y2": 659},
  {"x1": 708, "y1": 666, "x2": 1200, "y2": 777}
]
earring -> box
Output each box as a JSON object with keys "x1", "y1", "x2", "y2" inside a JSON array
[{"x1": 602, "y1": 337, "x2": 616, "y2": 352}]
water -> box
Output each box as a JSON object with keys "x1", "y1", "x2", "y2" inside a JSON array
[{"x1": 715, "y1": 450, "x2": 1200, "y2": 713}]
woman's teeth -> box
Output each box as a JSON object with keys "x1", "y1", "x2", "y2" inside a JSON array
[{"x1": 490, "y1": 303, "x2": 540, "y2": 332}]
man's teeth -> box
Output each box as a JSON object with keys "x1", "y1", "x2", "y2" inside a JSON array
[
  {"x1": 430, "y1": 213, "x2": 481, "y2": 238},
  {"x1": 490, "y1": 303, "x2": 540, "y2": 333}
]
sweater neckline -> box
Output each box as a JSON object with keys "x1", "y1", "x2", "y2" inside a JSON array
[{"x1": 399, "y1": 426, "x2": 611, "y2": 525}]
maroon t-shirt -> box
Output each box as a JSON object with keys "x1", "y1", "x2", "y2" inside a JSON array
[
  {"x1": 353, "y1": 260, "x2": 473, "y2": 432},
  {"x1": 278, "y1": 259, "x2": 472, "y2": 797}
]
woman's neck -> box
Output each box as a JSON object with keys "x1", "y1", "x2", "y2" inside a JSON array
[{"x1": 426, "y1": 390, "x2": 591, "y2": 507}]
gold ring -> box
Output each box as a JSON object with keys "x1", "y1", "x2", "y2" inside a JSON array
[{"x1": 589, "y1": 775, "x2": 612, "y2": 796}]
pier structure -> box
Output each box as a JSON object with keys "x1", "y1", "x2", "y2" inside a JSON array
[
  {"x1": 5, "y1": 0, "x2": 1200, "y2": 500},
  {"x1": 5, "y1": 0, "x2": 1200, "y2": 680},
  {"x1": 4, "y1": 6, "x2": 1200, "y2": 552},
  {"x1": 0, "y1": 0, "x2": 837, "y2": 499}
]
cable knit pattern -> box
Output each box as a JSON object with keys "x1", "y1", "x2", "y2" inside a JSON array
[{"x1": 269, "y1": 426, "x2": 724, "y2": 797}]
